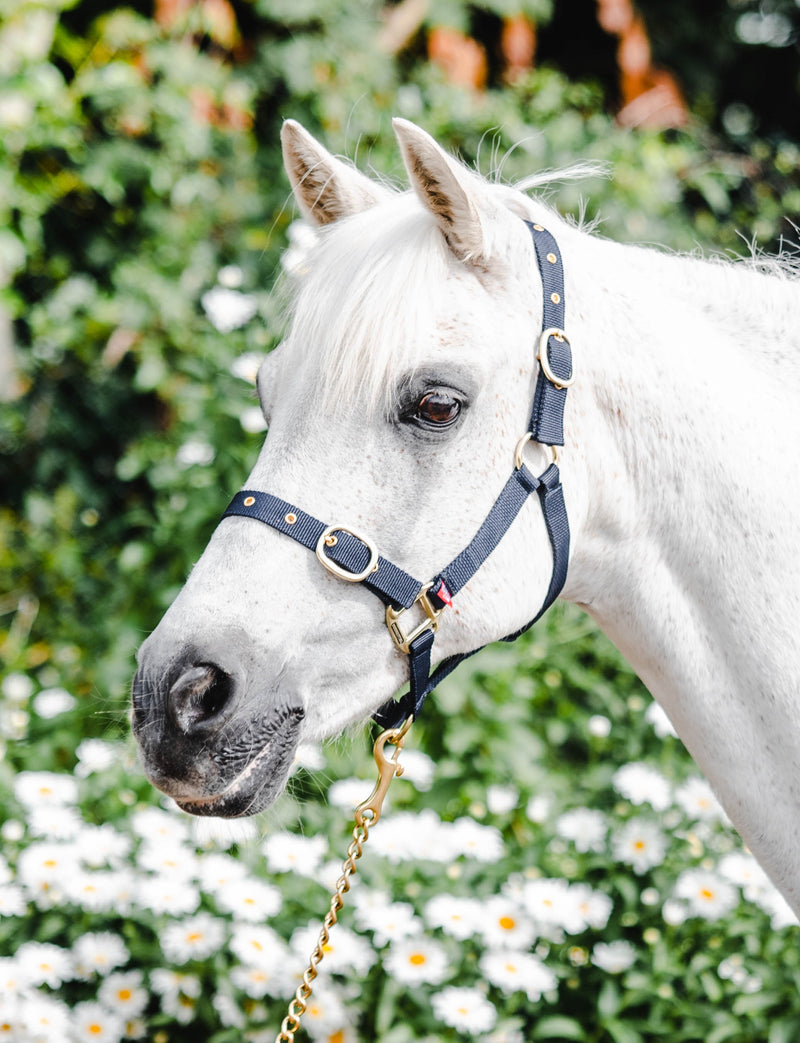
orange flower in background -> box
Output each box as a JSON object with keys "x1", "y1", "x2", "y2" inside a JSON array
[
  {"x1": 501, "y1": 14, "x2": 537, "y2": 82},
  {"x1": 596, "y1": 0, "x2": 688, "y2": 128},
  {"x1": 428, "y1": 25, "x2": 488, "y2": 90}
]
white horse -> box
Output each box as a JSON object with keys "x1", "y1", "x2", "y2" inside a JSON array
[{"x1": 133, "y1": 118, "x2": 800, "y2": 916}]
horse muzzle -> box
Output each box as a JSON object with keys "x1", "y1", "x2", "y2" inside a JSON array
[{"x1": 131, "y1": 629, "x2": 305, "y2": 817}]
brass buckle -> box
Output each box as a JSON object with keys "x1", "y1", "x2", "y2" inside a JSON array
[
  {"x1": 385, "y1": 583, "x2": 443, "y2": 654},
  {"x1": 315, "y1": 524, "x2": 379, "y2": 583},
  {"x1": 537, "y1": 327, "x2": 574, "y2": 389}
]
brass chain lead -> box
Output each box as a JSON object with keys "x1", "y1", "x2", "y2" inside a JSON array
[{"x1": 274, "y1": 717, "x2": 413, "y2": 1043}]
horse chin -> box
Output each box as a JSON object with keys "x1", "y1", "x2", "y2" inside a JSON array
[
  {"x1": 147, "y1": 703, "x2": 306, "y2": 819},
  {"x1": 174, "y1": 734, "x2": 296, "y2": 818}
]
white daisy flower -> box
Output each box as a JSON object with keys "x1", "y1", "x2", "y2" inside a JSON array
[
  {"x1": 262, "y1": 832, "x2": 328, "y2": 877},
  {"x1": 136, "y1": 840, "x2": 197, "y2": 880},
  {"x1": 290, "y1": 922, "x2": 375, "y2": 977},
  {"x1": 487, "y1": 784, "x2": 520, "y2": 815},
  {"x1": 432, "y1": 986, "x2": 497, "y2": 1035},
  {"x1": 74, "y1": 739, "x2": 119, "y2": 777},
  {"x1": 72, "y1": 932, "x2": 129, "y2": 979},
  {"x1": 718, "y1": 851, "x2": 771, "y2": 900},
  {"x1": 72, "y1": 1001, "x2": 125, "y2": 1042},
  {"x1": 569, "y1": 883, "x2": 614, "y2": 932},
  {"x1": 197, "y1": 852, "x2": 248, "y2": 894},
  {"x1": 520, "y1": 877, "x2": 574, "y2": 932},
  {"x1": 296, "y1": 983, "x2": 348, "y2": 1038},
  {"x1": 129, "y1": 806, "x2": 189, "y2": 845},
  {"x1": 592, "y1": 939, "x2": 637, "y2": 973},
  {"x1": 612, "y1": 763, "x2": 672, "y2": 812},
  {"x1": 353, "y1": 899, "x2": 420, "y2": 947},
  {"x1": 611, "y1": 818, "x2": 667, "y2": 874},
  {"x1": 424, "y1": 894, "x2": 483, "y2": 940},
  {"x1": 662, "y1": 898, "x2": 689, "y2": 926},
  {"x1": 555, "y1": 808, "x2": 608, "y2": 853},
  {"x1": 32, "y1": 687, "x2": 76, "y2": 718},
  {"x1": 161, "y1": 913, "x2": 226, "y2": 964},
  {"x1": 150, "y1": 969, "x2": 201, "y2": 999},
  {"x1": 159, "y1": 987, "x2": 198, "y2": 1025},
  {"x1": 75, "y1": 823, "x2": 132, "y2": 868},
  {"x1": 18, "y1": 992, "x2": 71, "y2": 1042},
  {"x1": 479, "y1": 896, "x2": 537, "y2": 949},
  {"x1": 213, "y1": 877, "x2": 281, "y2": 921},
  {"x1": 526, "y1": 794, "x2": 552, "y2": 823},
  {"x1": 327, "y1": 777, "x2": 374, "y2": 811},
  {"x1": 752, "y1": 885, "x2": 798, "y2": 929},
  {"x1": 674, "y1": 868, "x2": 738, "y2": 920},
  {"x1": 397, "y1": 749, "x2": 435, "y2": 791},
  {"x1": 0, "y1": 955, "x2": 27, "y2": 993},
  {"x1": 675, "y1": 777, "x2": 726, "y2": 822},
  {"x1": 2, "y1": 672, "x2": 34, "y2": 702},
  {"x1": 230, "y1": 962, "x2": 291, "y2": 1000},
  {"x1": 201, "y1": 285, "x2": 258, "y2": 333},
  {"x1": 450, "y1": 817, "x2": 505, "y2": 862},
  {"x1": 384, "y1": 938, "x2": 449, "y2": 985},
  {"x1": 230, "y1": 351, "x2": 265, "y2": 384},
  {"x1": 27, "y1": 804, "x2": 83, "y2": 841},
  {"x1": 98, "y1": 970, "x2": 149, "y2": 1019},
  {"x1": 229, "y1": 924, "x2": 287, "y2": 969},
  {"x1": 479, "y1": 949, "x2": 557, "y2": 1000},
  {"x1": 176, "y1": 439, "x2": 215, "y2": 468},
  {"x1": 133, "y1": 877, "x2": 200, "y2": 916},
  {"x1": 587, "y1": 714, "x2": 612, "y2": 737},
  {"x1": 240, "y1": 405, "x2": 268, "y2": 434},
  {"x1": 16, "y1": 941, "x2": 73, "y2": 988},
  {"x1": 14, "y1": 771, "x2": 78, "y2": 808},
  {"x1": 0, "y1": 884, "x2": 26, "y2": 917},
  {"x1": 63, "y1": 870, "x2": 120, "y2": 913},
  {"x1": 368, "y1": 809, "x2": 444, "y2": 863},
  {"x1": 645, "y1": 701, "x2": 678, "y2": 738},
  {"x1": 213, "y1": 992, "x2": 246, "y2": 1029}
]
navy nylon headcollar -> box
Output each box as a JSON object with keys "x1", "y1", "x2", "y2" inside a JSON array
[{"x1": 221, "y1": 220, "x2": 573, "y2": 729}]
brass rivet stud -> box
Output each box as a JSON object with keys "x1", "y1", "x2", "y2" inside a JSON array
[
  {"x1": 243, "y1": 496, "x2": 255, "y2": 507},
  {"x1": 547, "y1": 252, "x2": 557, "y2": 264},
  {"x1": 533, "y1": 223, "x2": 544, "y2": 231},
  {"x1": 551, "y1": 292, "x2": 561, "y2": 304},
  {"x1": 324, "y1": 534, "x2": 338, "y2": 547},
  {"x1": 285, "y1": 512, "x2": 297, "y2": 525}
]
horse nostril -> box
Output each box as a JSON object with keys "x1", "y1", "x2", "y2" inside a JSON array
[{"x1": 169, "y1": 664, "x2": 234, "y2": 734}]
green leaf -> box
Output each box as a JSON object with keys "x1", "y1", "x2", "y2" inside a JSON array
[{"x1": 530, "y1": 1015, "x2": 587, "y2": 1041}]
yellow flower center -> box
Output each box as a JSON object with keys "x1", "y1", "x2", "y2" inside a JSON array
[
  {"x1": 409, "y1": 953, "x2": 426, "y2": 966},
  {"x1": 498, "y1": 915, "x2": 516, "y2": 930},
  {"x1": 88, "y1": 1025, "x2": 103, "y2": 1036},
  {"x1": 118, "y1": 989, "x2": 132, "y2": 1001}
]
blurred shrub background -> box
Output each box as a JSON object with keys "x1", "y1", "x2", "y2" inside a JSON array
[{"x1": 1, "y1": 1, "x2": 799, "y2": 1040}]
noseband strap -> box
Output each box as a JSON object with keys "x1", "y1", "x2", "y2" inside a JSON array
[{"x1": 221, "y1": 220, "x2": 572, "y2": 729}]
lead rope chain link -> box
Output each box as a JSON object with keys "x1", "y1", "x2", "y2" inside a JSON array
[{"x1": 274, "y1": 718, "x2": 414, "y2": 1043}]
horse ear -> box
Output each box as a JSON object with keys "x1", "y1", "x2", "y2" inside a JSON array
[
  {"x1": 281, "y1": 119, "x2": 390, "y2": 226},
  {"x1": 392, "y1": 117, "x2": 491, "y2": 264}
]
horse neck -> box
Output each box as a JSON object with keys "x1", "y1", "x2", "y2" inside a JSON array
[{"x1": 560, "y1": 230, "x2": 800, "y2": 906}]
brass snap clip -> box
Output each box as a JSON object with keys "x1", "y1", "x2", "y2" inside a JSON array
[{"x1": 354, "y1": 716, "x2": 414, "y2": 828}]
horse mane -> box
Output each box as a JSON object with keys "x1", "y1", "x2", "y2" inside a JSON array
[{"x1": 277, "y1": 168, "x2": 799, "y2": 415}]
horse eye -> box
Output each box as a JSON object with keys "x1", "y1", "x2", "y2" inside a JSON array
[{"x1": 416, "y1": 391, "x2": 461, "y2": 427}]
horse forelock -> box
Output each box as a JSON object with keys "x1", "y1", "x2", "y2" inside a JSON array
[{"x1": 278, "y1": 180, "x2": 567, "y2": 416}]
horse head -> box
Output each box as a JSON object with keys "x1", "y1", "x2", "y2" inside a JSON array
[{"x1": 132, "y1": 119, "x2": 586, "y2": 817}]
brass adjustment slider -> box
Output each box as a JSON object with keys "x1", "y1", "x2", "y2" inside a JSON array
[
  {"x1": 537, "y1": 327, "x2": 575, "y2": 389},
  {"x1": 385, "y1": 583, "x2": 443, "y2": 655}
]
